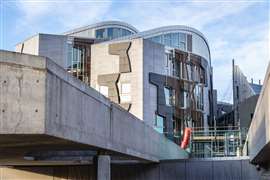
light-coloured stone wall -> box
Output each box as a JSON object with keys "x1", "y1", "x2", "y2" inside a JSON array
[
  {"x1": 91, "y1": 39, "x2": 167, "y2": 126},
  {"x1": 91, "y1": 39, "x2": 144, "y2": 120},
  {"x1": 15, "y1": 35, "x2": 39, "y2": 55}
]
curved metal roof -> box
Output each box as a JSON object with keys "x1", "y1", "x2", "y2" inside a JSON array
[
  {"x1": 62, "y1": 21, "x2": 139, "y2": 35},
  {"x1": 138, "y1": 25, "x2": 209, "y2": 45},
  {"x1": 62, "y1": 21, "x2": 211, "y2": 63},
  {"x1": 114, "y1": 25, "x2": 209, "y2": 49}
]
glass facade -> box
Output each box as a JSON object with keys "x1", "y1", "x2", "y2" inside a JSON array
[
  {"x1": 95, "y1": 27, "x2": 133, "y2": 40},
  {"x1": 147, "y1": 32, "x2": 210, "y2": 62},
  {"x1": 67, "y1": 43, "x2": 90, "y2": 85},
  {"x1": 165, "y1": 52, "x2": 206, "y2": 83},
  {"x1": 154, "y1": 49, "x2": 207, "y2": 136},
  {"x1": 67, "y1": 40, "x2": 92, "y2": 85},
  {"x1": 148, "y1": 32, "x2": 187, "y2": 51}
]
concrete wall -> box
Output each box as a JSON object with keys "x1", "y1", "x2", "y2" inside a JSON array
[
  {"x1": 239, "y1": 95, "x2": 259, "y2": 130},
  {"x1": 38, "y1": 34, "x2": 69, "y2": 68},
  {"x1": 0, "y1": 158, "x2": 260, "y2": 180},
  {"x1": 142, "y1": 39, "x2": 166, "y2": 127},
  {"x1": 0, "y1": 50, "x2": 46, "y2": 134},
  {"x1": 0, "y1": 50, "x2": 188, "y2": 164},
  {"x1": 246, "y1": 63, "x2": 270, "y2": 165},
  {"x1": 15, "y1": 34, "x2": 69, "y2": 69}
]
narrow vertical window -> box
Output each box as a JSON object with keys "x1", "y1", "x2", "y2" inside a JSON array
[
  {"x1": 236, "y1": 86, "x2": 239, "y2": 99},
  {"x1": 120, "y1": 83, "x2": 131, "y2": 103},
  {"x1": 100, "y1": 86, "x2": 109, "y2": 97},
  {"x1": 155, "y1": 114, "x2": 164, "y2": 133}
]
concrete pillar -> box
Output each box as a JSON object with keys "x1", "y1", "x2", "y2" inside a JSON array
[{"x1": 97, "y1": 155, "x2": 111, "y2": 180}]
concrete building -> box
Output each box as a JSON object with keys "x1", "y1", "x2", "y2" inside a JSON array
[
  {"x1": 1, "y1": 20, "x2": 270, "y2": 180},
  {"x1": 232, "y1": 60, "x2": 262, "y2": 130},
  {"x1": 0, "y1": 49, "x2": 264, "y2": 179},
  {"x1": 215, "y1": 101, "x2": 234, "y2": 128},
  {"x1": 15, "y1": 21, "x2": 214, "y2": 145}
]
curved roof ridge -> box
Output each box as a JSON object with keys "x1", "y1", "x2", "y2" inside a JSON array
[
  {"x1": 137, "y1": 25, "x2": 209, "y2": 45},
  {"x1": 62, "y1": 20, "x2": 139, "y2": 35}
]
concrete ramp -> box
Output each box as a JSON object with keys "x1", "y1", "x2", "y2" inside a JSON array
[{"x1": 0, "y1": 50, "x2": 188, "y2": 165}]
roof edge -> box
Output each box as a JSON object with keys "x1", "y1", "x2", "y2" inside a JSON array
[{"x1": 62, "y1": 21, "x2": 139, "y2": 35}]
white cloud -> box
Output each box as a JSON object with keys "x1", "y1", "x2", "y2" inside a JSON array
[
  {"x1": 15, "y1": 0, "x2": 112, "y2": 33},
  {"x1": 112, "y1": 1, "x2": 257, "y2": 31}
]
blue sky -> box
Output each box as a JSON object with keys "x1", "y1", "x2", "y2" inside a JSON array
[{"x1": 0, "y1": 0, "x2": 269, "y2": 102}]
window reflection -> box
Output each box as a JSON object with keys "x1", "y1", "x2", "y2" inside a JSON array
[
  {"x1": 194, "y1": 84, "x2": 204, "y2": 110},
  {"x1": 96, "y1": 29, "x2": 105, "y2": 39},
  {"x1": 164, "y1": 87, "x2": 175, "y2": 106},
  {"x1": 155, "y1": 114, "x2": 164, "y2": 133},
  {"x1": 67, "y1": 42, "x2": 91, "y2": 85},
  {"x1": 147, "y1": 32, "x2": 187, "y2": 51},
  {"x1": 95, "y1": 28, "x2": 132, "y2": 40},
  {"x1": 120, "y1": 83, "x2": 131, "y2": 103},
  {"x1": 179, "y1": 90, "x2": 189, "y2": 108}
]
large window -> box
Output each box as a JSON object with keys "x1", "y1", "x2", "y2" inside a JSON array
[
  {"x1": 179, "y1": 90, "x2": 189, "y2": 108},
  {"x1": 96, "y1": 28, "x2": 106, "y2": 39},
  {"x1": 67, "y1": 42, "x2": 91, "y2": 85},
  {"x1": 96, "y1": 28, "x2": 133, "y2": 40},
  {"x1": 147, "y1": 32, "x2": 187, "y2": 51},
  {"x1": 164, "y1": 87, "x2": 175, "y2": 106},
  {"x1": 100, "y1": 86, "x2": 109, "y2": 97},
  {"x1": 154, "y1": 114, "x2": 164, "y2": 133},
  {"x1": 120, "y1": 83, "x2": 131, "y2": 103},
  {"x1": 194, "y1": 84, "x2": 204, "y2": 110}
]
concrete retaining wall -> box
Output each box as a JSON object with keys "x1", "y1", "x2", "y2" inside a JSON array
[{"x1": 0, "y1": 158, "x2": 260, "y2": 180}]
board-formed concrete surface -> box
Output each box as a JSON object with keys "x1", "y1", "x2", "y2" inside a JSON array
[
  {"x1": 245, "y1": 63, "x2": 270, "y2": 166},
  {"x1": 0, "y1": 157, "x2": 260, "y2": 180},
  {"x1": 0, "y1": 50, "x2": 188, "y2": 165}
]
